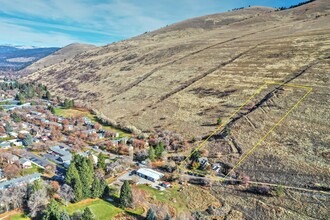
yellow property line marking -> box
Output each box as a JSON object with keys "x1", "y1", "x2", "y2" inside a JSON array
[
  {"x1": 178, "y1": 81, "x2": 312, "y2": 183},
  {"x1": 178, "y1": 82, "x2": 268, "y2": 170}
]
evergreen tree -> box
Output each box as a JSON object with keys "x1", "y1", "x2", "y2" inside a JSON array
[
  {"x1": 164, "y1": 214, "x2": 171, "y2": 220},
  {"x1": 15, "y1": 93, "x2": 25, "y2": 104},
  {"x1": 65, "y1": 161, "x2": 83, "y2": 202},
  {"x1": 65, "y1": 162, "x2": 79, "y2": 185},
  {"x1": 81, "y1": 207, "x2": 94, "y2": 220},
  {"x1": 119, "y1": 180, "x2": 133, "y2": 208},
  {"x1": 155, "y1": 142, "x2": 165, "y2": 159},
  {"x1": 91, "y1": 177, "x2": 101, "y2": 198},
  {"x1": 59, "y1": 212, "x2": 71, "y2": 220},
  {"x1": 69, "y1": 99, "x2": 74, "y2": 108},
  {"x1": 146, "y1": 208, "x2": 156, "y2": 220},
  {"x1": 42, "y1": 199, "x2": 61, "y2": 220},
  {"x1": 23, "y1": 133, "x2": 33, "y2": 146},
  {"x1": 11, "y1": 113, "x2": 21, "y2": 122},
  {"x1": 63, "y1": 99, "x2": 70, "y2": 108},
  {"x1": 190, "y1": 149, "x2": 202, "y2": 162},
  {"x1": 148, "y1": 146, "x2": 156, "y2": 161},
  {"x1": 78, "y1": 158, "x2": 94, "y2": 198},
  {"x1": 97, "y1": 153, "x2": 106, "y2": 170},
  {"x1": 48, "y1": 105, "x2": 56, "y2": 114},
  {"x1": 4, "y1": 121, "x2": 13, "y2": 133},
  {"x1": 46, "y1": 91, "x2": 51, "y2": 100},
  {"x1": 73, "y1": 177, "x2": 83, "y2": 202}
]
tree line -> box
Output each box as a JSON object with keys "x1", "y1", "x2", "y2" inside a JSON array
[{"x1": 277, "y1": 0, "x2": 315, "y2": 11}]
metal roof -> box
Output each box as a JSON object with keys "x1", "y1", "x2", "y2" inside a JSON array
[{"x1": 136, "y1": 168, "x2": 164, "y2": 180}]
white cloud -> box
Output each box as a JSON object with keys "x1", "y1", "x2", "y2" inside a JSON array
[
  {"x1": 0, "y1": 0, "x2": 254, "y2": 46},
  {"x1": 0, "y1": 21, "x2": 81, "y2": 47}
]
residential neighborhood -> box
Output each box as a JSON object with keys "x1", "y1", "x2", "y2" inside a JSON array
[{"x1": 0, "y1": 81, "x2": 235, "y2": 220}]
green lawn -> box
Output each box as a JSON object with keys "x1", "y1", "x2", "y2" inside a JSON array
[
  {"x1": 54, "y1": 107, "x2": 130, "y2": 137},
  {"x1": 137, "y1": 185, "x2": 187, "y2": 211},
  {"x1": 22, "y1": 164, "x2": 43, "y2": 175},
  {"x1": 64, "y1": 199, "x2": 123, "y2": 220},
  {"x1": 9, "y1": 213, "x2": 30, "y2": 220}
]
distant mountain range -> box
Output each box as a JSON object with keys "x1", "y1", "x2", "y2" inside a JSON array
[{"x1": 0, "y1": 45, "x2": 59, "y2": 74}]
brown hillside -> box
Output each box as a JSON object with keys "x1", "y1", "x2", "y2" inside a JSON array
[
  {"x1": 18, "y1": 43, "x2": 97, "y2": 76},
  {"x1": 23, "y1": 2, "x2": 330, "y2": 218}
]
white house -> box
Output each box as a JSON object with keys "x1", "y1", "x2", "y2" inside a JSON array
[
  {"x1": 0, "y1": 134, "x2": 8, "y2": 138},
  {"x1": 0, "y1": 142, "x2": 11, "y2": 149},
  {"x1": 9, "y1": 139, "x2": 23, "y2": 147},
  {"x1": 9, "y1": 132, "x2": 18, "y2": 138},
  {"x1": 19, "y1": 158, "x2": 32, "y2": 169}
]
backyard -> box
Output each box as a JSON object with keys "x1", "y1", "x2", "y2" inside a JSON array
[
  {"x1": 54, "y1": 107, "x2": 130, "y2": 137},
  {"x1": 22, "y1": 164, "x2": 43, "y2": 176},
  {"x1": 65, "y1": 199, "x2": 123, "y2": 220},
  {"x1": 64, "y1": 198, "x2": 144, "y2": 219}
]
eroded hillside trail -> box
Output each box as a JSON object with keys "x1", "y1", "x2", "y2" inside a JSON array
[
  {"x1": 110, "y1": 26, "x2": 280, "y2": 99},
  {"x1": 211, "y1": 55, "x2": 329, "y2": 143},
  {"x1": 198, "y1": 62, "x2": 315, "y2": 158},
  {"x1": 157, "y1": 42, "x2": 265, "y2": 102}
]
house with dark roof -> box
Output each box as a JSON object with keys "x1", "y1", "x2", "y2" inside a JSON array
[{"x1": 49, "y1": 145, "x2": 73, "y2": 167}]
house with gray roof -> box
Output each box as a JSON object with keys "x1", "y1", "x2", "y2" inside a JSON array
[
  {"x1": 0, "y1": 173, "x2": 41, "y2": 190},
  {"x1": 49, "y1": 145, "x2": 73, "y2": 166}
]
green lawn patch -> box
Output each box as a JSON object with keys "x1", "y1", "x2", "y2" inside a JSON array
[
  {"x1": 9, "y1": 213, "x2": 30, "y2": 220},
  {"x1": 22, "y1": 164, "x2": 43, "y2": 175},
  {"x1": 137, "y1": 185, "x2": 187, "y2": 211},
  {"x1": 125, "y1": 206, "x2": 144, "y2": 216},
  {"x1": 64, "y1": 199, "x2": 123, "y2": 220}
]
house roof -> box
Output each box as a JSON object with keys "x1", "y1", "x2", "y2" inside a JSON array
[
  {"x1": 136, "y1": 168, "x2": 164, "y2": 180},
  {"x1": 0, "y1": 173, "x2": 41, "y2": 190},
  {"x1": 19, "y1": 158, "x2": 30, "y2": 164},
  {"x1": 50, "y1": 146, "x2": 71, "y2": 156},
  {"x1": 0, "y1": 142, "x2": 11, "y2": 148},
  {"x1": 60, "y1": 154, "x2": 72, "y2": 162}
]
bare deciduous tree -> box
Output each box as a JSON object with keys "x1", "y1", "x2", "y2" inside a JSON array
[
  {"x1": 28, "y1": 184, "x2": 49, "y2": 217},
  {"x1": 59, "y1": 184, "x2": 74, "y2": 206}
]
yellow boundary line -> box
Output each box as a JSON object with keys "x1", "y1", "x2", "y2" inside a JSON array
[{"x1": 178, "y1": 81, "x2": 312, "y2": 183}]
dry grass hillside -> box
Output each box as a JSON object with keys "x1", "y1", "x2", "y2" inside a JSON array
[
  {"x1": 24, "y1": 1, "x2": 330, "y2": 219},
  {"x1": 18, "y1": 43, "x2": 97, "y2": 76}
]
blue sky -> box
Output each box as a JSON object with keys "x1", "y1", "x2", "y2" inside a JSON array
[{"x1": 0, "y1": 0, "x2": 307, "y2": 47}]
